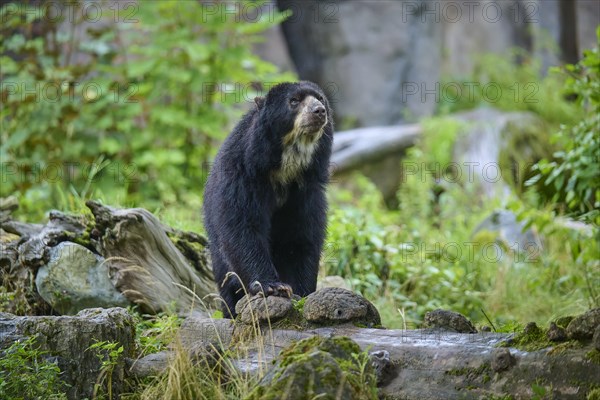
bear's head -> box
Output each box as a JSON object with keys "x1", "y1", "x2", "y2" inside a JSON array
[{"x1": 256, "y1": 81, "x2": 331, "y2": 147}]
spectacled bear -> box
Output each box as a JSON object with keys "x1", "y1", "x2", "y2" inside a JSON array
[{"x1": 203, "y1": 81, "x2": 333, "y2": 318}]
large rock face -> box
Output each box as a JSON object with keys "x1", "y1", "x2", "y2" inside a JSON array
[
  {"x1": 278, "y1": 0, "x2": 442, "y2": 127},
  {"x1": 174, "y1": 313, "x2": 600, "y2": 400},
  {"x1": 441, "y1": 0, "x2": 532, "y2": 76},
  {"x1": 276, "y1": 0, "x2": 599, "y2": 128}
]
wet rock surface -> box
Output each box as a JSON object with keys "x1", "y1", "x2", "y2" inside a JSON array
[
  {"x1": 175, "y1": 315, "x2": 599, "y2": 400},
  {"x1": 424, "y1": 309, "x2": 477, "y2": 333},
  {"x1": 303, "y1": 287, "x2": 381, "y2": 326}
]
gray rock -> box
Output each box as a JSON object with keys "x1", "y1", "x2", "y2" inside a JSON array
[
  {"x1": 35, "y1": 242, "x2": 130, "y2": 314},
  {"x1": 303, "y1": 287, "x2": 381, "y2": 326},
  {"x1": 424, "y1": 309, "x2": 477, "y2": 333},
  {"x1": 577, "y1": 0, "x2": 600, "y2": 54},
  {"x1": 178, "y1": 316, "x2": 234, "y2": 352},
  {"x1": 491, "y1": 348, "x2": 516, "y2": 372},
  {"x1": 547, "y1": 322, "x2": 567, "y2": 342},
  {"x1": 370, "y1": 349, "x2": 395, "y2": 386},
  {"x1": 566, "y1": 308, "x2": 600, "y2": 340},
  {"x1": 593, "y1": 325, "x2": 600, "y2": 352},
  {"x1": 0, "y1": 308, "x2": 135, "y2": 400},
  {"x1": 441, "y1": 0, "x2": 531, "y2": 77},
  {"x1": 252, "y1": 1, "x2": 296, "y2": 74},
  {"x1": 127, "y1": 351, "x2": 170, "y2": 378},
  {"x1": 235, "y1": 294, "x2": 296, "y2": 324}
]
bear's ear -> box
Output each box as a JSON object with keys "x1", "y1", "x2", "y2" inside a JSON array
[{"x1": 254, "y1": 96, "x2": 265, "y2": 110}]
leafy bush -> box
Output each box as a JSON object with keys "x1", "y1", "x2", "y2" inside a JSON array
[
  {"x1": 325, "y1": 114, "x2": 596, "y2": 328},
  {"x1": 527, "y1": 29, "x2": 600, "y2": 223},
  {"x1": 325, "y1": 120, "x2": 494, "y2": 325},
  {"x1": 0, "y1": 336, "x2": 67, "y2": 399},
  {"x1": 1, "y1": 0, "x2": 293, "y2": 217}
]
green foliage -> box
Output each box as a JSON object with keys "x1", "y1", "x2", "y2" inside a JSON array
[
  {"x1": 133, "y1": 311, "x2": 182, "y2": 356},
  {"x1": 527, "y1": 30, "x2": 600, "y2": 223},
  {"x1": 1, "y1": 0, "x2": 294, "y2": 218},
  {"x1": 326, "y1": 114, "x2": 596, "y2": 328},
  {"x1": 0, "y1": 336, "x2": 68, "y2": 399},
  {"x1": 291, "y1": 296, "x2": 306, "y2": 313},
  {"x1": 509, "y1": 200, "x2": 600, "y2": 309},
  {"x1": 88, "y1": 340, "x2": 124, "y2": 400},
  {"x1": 326, "y1": 120, "x2": 493, "y2": 325}
]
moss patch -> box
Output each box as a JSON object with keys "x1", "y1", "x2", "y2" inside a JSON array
[
  {"x1": 586, "y1": 349, "x2": 600, "y2": 365},
  {"x1": 445, "y1": 363, "x2": 491, "y2": 386}
]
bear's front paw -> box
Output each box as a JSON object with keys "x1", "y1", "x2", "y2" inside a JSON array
[{"x1": 250, "y1": 281, "x2": 293, "y2": 298}]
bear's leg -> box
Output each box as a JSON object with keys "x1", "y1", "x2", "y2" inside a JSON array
[
  {"x1": 271, "y1": 183, "x2": 326, "y2": 296},
  {"x1": 271, "y1": 238, "x2": 320, "y2": 296},
  {"x1": 220, "y1": 222, "x2": 292, "y2": 299}
]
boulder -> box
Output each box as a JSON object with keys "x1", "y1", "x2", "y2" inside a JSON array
[
  {"x1": 566, "y1": 308, "x2": 600, "y2": 340},
  {"x1": 303, "y1": 287, "x2": 381, "y2": 326},
  {"x1": 424, "y1": 309, "x2": 477, "y2": 333},
  {"x1": 35, "y1": 242, "x2": 130, "y2": 315}
]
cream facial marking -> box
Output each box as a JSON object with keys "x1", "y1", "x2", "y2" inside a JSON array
[{"x1": 272, "y1": 95, "x2": 327, "y2": 189}]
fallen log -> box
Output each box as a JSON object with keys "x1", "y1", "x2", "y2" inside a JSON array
[
  {"x1": 331, "y1": 124, "x2": 421, "y2": 174},
  {"x1": 168, "y1": 315, "x2": 599, "y2": 400}
]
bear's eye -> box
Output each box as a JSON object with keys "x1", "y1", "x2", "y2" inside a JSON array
[{"x1": 289, "y1": 98, "x2": 300, "y2": 106}]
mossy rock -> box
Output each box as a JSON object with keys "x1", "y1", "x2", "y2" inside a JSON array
[
  {"x1": 302, "y1": 287, "x2": 381, "y2": 326},
  {"x1": 424, "y1": 309, "x2": 477, "y2": 333},
  {"x1": 567, "y1": 308, "x2": 600, "y2": 340},
  {"x1": 246, "y1": 336, "x2": 378, "y2": 400}
]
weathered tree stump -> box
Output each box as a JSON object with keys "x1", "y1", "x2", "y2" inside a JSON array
[
  {"x1": 86, "y1": 201, "x2": 216, "y2": 314},
  {"x1": 0, "y1": 198, "x2": 216, "y2": 315}
]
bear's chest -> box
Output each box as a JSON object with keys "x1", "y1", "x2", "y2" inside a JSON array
[{"x1": 271, "y1": 140, "x2": 318, "y2": 206}]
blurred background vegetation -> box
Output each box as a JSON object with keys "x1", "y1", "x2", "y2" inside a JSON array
[{"x1": 1, "y1": 0, "x2": 598, "y2": 328}]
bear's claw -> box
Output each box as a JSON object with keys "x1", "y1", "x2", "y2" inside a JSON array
[{"x1": 250, "y1": 281, "x2": 293, "y2": 298}]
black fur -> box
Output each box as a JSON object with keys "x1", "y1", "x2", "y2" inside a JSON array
[{"x1": 203, "y1": 81, "x2": 333, "y2": 318}]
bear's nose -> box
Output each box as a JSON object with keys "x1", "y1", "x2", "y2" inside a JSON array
[{"x1": 311, "y1": 104, "x2": 326, "y2": 118}]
